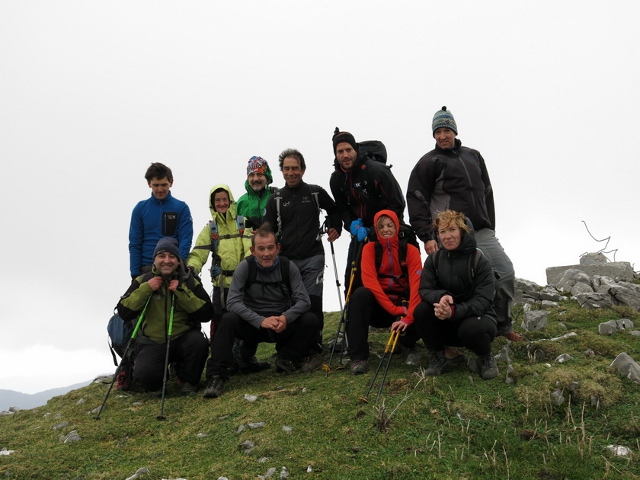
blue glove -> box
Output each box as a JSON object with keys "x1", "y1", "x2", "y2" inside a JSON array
[
  {"x1": 350, "y1": 219, "x2": 369, "y2": 242},
  {"x1": 349, "y1": 219, "x2": 364, "y2": 236}
]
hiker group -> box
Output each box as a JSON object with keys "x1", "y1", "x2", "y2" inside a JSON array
[{"x1": 110, "y1": 106, "x2": 523, "y2": 402}]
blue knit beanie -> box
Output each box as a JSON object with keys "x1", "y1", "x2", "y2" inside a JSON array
[{"x1": 432, "y1": 106, "x2": 458, "y2": 136}]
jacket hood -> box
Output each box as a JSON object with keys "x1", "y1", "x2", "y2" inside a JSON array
[
  {"x1": 373, "y1": 209, "x2": 400, "y2": 245},
  {"x1": 209, "y1": 184, "x2": 238, "y2": 219}
]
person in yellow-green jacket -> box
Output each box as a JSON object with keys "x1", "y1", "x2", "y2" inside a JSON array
[
  {"x1": 118, "y1": 237, "x2": 212, "y2": 394},
  {"x1": 187, "y1": 184, "x2": 269, "y2": 374}
]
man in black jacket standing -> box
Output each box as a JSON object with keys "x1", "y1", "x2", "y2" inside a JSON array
[
  {"x1": 264, "y1": 148, "x2": 341, "y2": 342},
  {"x1": 407, "y1": 106, "x2": 522, "y2": 341},
  {"x1": 329, "y1": 129, "x2": 407, "y2": 292}
]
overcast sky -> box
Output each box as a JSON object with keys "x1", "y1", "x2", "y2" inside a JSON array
[{"x1": 1, "y1": 1, "x2": 638, "y2": 394}]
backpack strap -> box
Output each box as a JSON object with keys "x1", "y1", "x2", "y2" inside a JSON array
[
  {"x1": 244, "y1": 256, "x2": 291, "y2": 298},
  {"x1": 468, "y1": 248, "x2": 482, "y2": 282},
  {"x1": 434, "y1": 248, "x2": 481, "y2": 284}
]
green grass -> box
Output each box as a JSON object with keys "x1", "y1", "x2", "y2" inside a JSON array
[{"x1": 2, "y1": 302, "x2": 640, "y2": 479}]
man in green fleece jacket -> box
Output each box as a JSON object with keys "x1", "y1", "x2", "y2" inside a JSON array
[{"x1": 118, "y1": 237, "x2": 212, "y2": 394}]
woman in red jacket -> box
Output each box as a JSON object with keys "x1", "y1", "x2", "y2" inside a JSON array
[{"x1": 346, "y1": 209, "x2": 422, "y2": 374}]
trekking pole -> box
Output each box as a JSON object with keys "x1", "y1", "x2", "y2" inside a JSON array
[
  {"x1": 359, "y1": 329, "x2": 400, "y2": 404},
  {"x1": 324, "y1": 240, "x2": 364, "y2": 374},
  {"x1": 329, "y1": 241, "x2": 344, "y2": 312},
  {"x1": 157, "y1": 293, "x2": 175, "y2": 420},
  {"x1": 95, "y1": 294, "x2": 152, "y2": 420},
  {"x1": 374, "y1": 329, "x2": 401, "y2": 404}
]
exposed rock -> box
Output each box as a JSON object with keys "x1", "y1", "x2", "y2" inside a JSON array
[
  {"x1": 599, "y1": 319, "x2": 634, "y2": 335},
  {"x1": 610, "y1": 353, "x2": 640, "y2": 385},
  {"x1": 555, "y1": 354, "x2": 573, "y2": 363},
  {"x1": 606, "y1": 445, "x2": 632, "y2": 457},
  {"x1": 522, "y1": 310, "x2": 548, "y2": 331},
  {"x1": 547, "y1": 261, "x2": 635, "y2": 286},
  {"x1": 574, "y1": 292, "x2": 613, "y2": 309},
  {"x1": 551, "y1": 388, "x2": 565, "y2": 405},
  {"x1": 580, "y1": 252, "x2": 608, "y2": 265},
  {"x1": 60, "y1": 430, "x2": 81, "y2": 443},
  {"x1": 125, "y1": 467, "x2": 150, "y2": 480}
]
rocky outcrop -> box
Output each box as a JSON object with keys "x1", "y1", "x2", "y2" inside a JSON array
[{"x1": 514, "y1": 253, "x2": 639, "y2": 312}]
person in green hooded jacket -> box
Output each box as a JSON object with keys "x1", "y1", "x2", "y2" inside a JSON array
[
  {"x1": 236, "y1": 156, "x2": 274, "y2": 229},
  {"x1": 187, "y1": 184, "x2": 269, "y2": 374}
]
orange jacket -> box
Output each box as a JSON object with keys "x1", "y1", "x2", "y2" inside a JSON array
[{"x1": 360, "y1": 210, "x2": 422, "y2": 324}]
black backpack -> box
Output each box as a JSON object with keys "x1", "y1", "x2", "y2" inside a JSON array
[{"x1": 358, "y1": 140, "x2": 388, "y2": 165}]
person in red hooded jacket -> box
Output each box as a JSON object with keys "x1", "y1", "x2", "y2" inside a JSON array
[{"x1": 346, "y1": 209, "x2": 422, "y2": 375}]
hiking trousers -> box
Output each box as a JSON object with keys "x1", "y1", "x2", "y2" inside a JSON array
[
  {"x1": 207, "y1": 311, "x2": 320, "y2": 379},
  {"x1": 347, "y1": 287, "x2": 419, "y2": 361},
  {"x1": 474, "y1": 228, "x2": 515, "y2": 334},
  {"x1": 413, "y1": 301, "x2": 497, "y2": 357},
  {"x1": 133, "y1": 329, "x2": 209, "y2": 391}
]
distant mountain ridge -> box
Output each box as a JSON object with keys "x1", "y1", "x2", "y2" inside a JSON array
[{"x1": 0, "y1": 381, "x2": 92, "y2": 411}]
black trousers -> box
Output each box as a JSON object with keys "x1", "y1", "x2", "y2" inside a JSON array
[
  {"x1": 346, "y1": 287, "x2": 419, "y2": 361},
  {"x1": 206, "y1": 311, "x2": 320, "y2": 379},
  {"x1": 413, "y1": 301, "x2": 497, "y2": 357},
  {"x1": 133, "y1": 329, "x2": 209, "y2": 391}
]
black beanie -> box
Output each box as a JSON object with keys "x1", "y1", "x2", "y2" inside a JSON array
[
  {"x1": 153, "y1": 237, "x2": 180, "y2": 258},
  {"x1": 332, "y1": 127, "x2": 358, "y2": 155}
]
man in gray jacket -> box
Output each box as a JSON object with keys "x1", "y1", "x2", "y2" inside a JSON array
[{"x1": 203, "y1": 223, "x2": 323, "y2": 398}]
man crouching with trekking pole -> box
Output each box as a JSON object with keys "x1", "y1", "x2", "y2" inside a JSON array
[
  {"x1": 203, "y1": 223, "x2": 323, "y2": 398},
  {"x1": 118, "y1": 238, "x2": 212, "y2": 395}
]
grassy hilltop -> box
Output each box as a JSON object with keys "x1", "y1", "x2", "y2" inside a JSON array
[{"x1": 1, "y1": 302, "x2": 640, "y2": 479}]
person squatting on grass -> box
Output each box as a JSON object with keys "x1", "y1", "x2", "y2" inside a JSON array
[
  {"x1": 186, "y1": 184, "x2": 269, "y2": 374},
  {"x1": 118, "y1": 237, "x2": 212, "y2": 394},
  {"x1": 407, "y1": 107, "x2": 521, "y2": 341},
  {"x1": 346, "y1": 210, "x2": 423, "y2": 375},
  {"x1": 203, "y1": 224, "x2": 323, "y2": 399},
  {"x1": 412, "y1": 210, "x2": 499, "y2": 380}
]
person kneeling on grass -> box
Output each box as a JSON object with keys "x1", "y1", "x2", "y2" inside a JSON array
[
  {"x1": 117, "y1": 237, "x2": 212, "y2": 395},
  {"x1": 412, "y1": 210, "x2": 499, "y2": 380},
  {"x1": 346, "y1": 209, "x2": 423, "y2": 375},
  {"x1": 203, "y1": 223, "x2": 323, "y2": 398}
]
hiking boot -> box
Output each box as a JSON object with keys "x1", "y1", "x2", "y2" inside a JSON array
[
  {"x1": 350, "y1": 359, "x2": 368, "y2": 375},
  {"x1": 203, "y1": 376, "x2": 226, "y2": 399},
  {"x1": 478, "y1": 355, "x2": 499, "y2": 380},
  {"x1": 425, "y1": 351, "x2": 448, "y2": 376},
  {"x1": 405, "y1": 348, "x2": 422, "y2": 366},
  {"x1": 497, "y1": 323, "x2": 523, "y2": 342},
  {"x1": 299, "y1": 351, "x2": 324, "y2": 373},
  {"x1": 505, "y1": 331, "x2": 524, "y2": 342},
  {"x1": 114, "y1": 371, "x2": 130, "y2": 391},
  {"x1": 275, "y1": 355, "x2": 299, "y2": 374},
  {"x1": 180, "y1": 382, "x2": 196, "y2": 396}
]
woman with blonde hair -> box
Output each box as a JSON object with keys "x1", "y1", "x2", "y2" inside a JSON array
[{"x1": 413, "y1": 210, "x2": 499, "y2": 380}]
